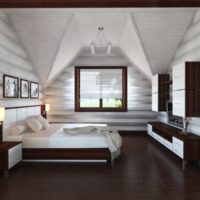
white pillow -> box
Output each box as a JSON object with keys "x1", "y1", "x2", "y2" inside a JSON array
[
  {"x1": 10, "y1": 124, "x2": 29, "y2": 136},
  {"x1": 26, "y1": 118, "x2": 43, "y2": 132},
  {"x1": 34, "y1": 115, "x2": 50, "y2": 129}
]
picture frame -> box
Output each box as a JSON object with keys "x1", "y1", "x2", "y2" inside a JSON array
[
  {"x1": 20, "y1": 79, "x2": 29, "y2": 98},
  {"x1": 30, "y1": 81, "x2": 39, "y2": 99},
  {"x1": 3, "y1": 74, "x2": 19, "y2": 98}
]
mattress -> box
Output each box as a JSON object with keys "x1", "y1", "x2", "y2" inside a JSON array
[{"x1": 6, "y1": 123, "x2": 108, "y2": 149}]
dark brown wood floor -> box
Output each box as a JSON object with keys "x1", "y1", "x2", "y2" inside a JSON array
[{"x1": 0, "y1": 133, "x2": 200, "y2": 200}]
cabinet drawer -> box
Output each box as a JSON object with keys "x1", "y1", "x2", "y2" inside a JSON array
[
  {"x1": 148, "y1": 131, "x2": 153, "y2": 137},
  {"x1": 156, "y1": 134, "x2": 164, "y2": 144},
  {"x1": 173, "y1": 63, "x2": 185, "y2": 91},
  {"x1": 172, "y1": 90, "x2": 185, "y2": 117},
  {"x1": 172, "y1": 137, "x2": 184, "y2": 159},
  {"x1": 173, "y1": 137, "x2": 183, "y2": 146},
  {"x1": 151, "y1": 131, "x2": 157, "y2": 139},
  {"x1": 163, "y1": 139, "x2": 173, "y2": 151},
  {"x1": 147, "y1": 124, "x2": 152, "y2": 136},
  {"x1": 147, "y1": 131, "x2": 152, "y2": 136},
  {"x1": 8, "y1": 144, "x2": 22, "y2": 169},
  {"x1": 147, "y1": 124, "x2": 152, "y2": 132},
  {"x1": 147, "y1": 129, "x2": 152, "y2": 136}
]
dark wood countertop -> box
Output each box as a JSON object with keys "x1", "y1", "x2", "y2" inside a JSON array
[
  {"x1": 0, "y1": 142, "x2": 22, "y2": 150},
  {"x1": 148, "y1": 122, "x2": 200, "y2": 141}
]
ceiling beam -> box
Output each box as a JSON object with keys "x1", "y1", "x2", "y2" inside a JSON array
[{"x1": 0, "y1": 0, "x2": 200, "y2": 8}]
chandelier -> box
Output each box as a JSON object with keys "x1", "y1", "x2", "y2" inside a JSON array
[{"x1": 90, "y1": 27, "x2": 112, "y2": 55}]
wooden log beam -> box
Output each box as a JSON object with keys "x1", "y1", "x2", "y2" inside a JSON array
[{"x1": 0, "y1": 0, "x2": 199, "y2": 8}]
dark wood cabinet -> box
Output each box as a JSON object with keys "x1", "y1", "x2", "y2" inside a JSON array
[
  {"x1": 186, "y1": 62, "x2": 200, "y2": 90},
  {"x1": 186, "y1": 89, "x2": 200, "y2": 117},
  {"x1": 186, "y1": 62, "x2": 200, "y2": 117}
]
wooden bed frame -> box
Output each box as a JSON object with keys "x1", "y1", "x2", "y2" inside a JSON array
[
  {"x1": 23, "y1": 148, "x2": 111, "y2": 163},
  {"x1": 2, "y1": 105, "x2": 112, "y2": 163}
]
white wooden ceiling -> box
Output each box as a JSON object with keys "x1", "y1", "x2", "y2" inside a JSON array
[{"x1": 5, "y1": 8, "x2": 199, "y2": 87}]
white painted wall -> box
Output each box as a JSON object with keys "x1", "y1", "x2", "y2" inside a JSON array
[
  {"x1": 158, "y1": 10, "x2": 200, "y2": 136},
  {"x1": 0, "y1": 11, "x2": 43, "y2": 107},
  {"x1": 45, "y1": 49, "x2": 157, "y2": 131}
]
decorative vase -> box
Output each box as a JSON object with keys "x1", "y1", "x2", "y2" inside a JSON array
[{"x1": 181, "y1": 120, "x2": 189, "y2": 134}]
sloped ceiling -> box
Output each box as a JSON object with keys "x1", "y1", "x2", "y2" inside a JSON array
[
  {"x1": 120, "y1": 14, "x2": 152, "y2": 80},
  {"x1": 133, "y1": 8, "x2": 196, "y2": 75},
  {"x1": 7, "y1": 9, "x2": 72, "y2": 86},
  {"x1": 5, "y1": 8, "x2": 199, "y2": 87},
  {"x1": 47, "y1": 11, "x2": 129, "y2": 86}
]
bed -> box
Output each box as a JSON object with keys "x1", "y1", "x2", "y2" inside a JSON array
[{"x1": 2, "y1": 105, "x2": 122, "y2": 163}]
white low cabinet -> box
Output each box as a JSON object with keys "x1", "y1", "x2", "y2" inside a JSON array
[
  {"x1": 148, "y1": 122, "x2": 184, "y2": 158},
  {"x1": 0, "y1": 142, "x2": 22, "y2": 174},
  {"x1": 172, "y1": 137, "x2": 184, "y2": 159},
  {"x1": 147, "y1": 122, "x2": 192, "y2": 170},
  {"x1": 148, "y1": 126, "x2": 184, "y2": 159},
  {"x1": 156, "y1": 134, "x2": 164, "y2": 144},
  {"x1": 163, "y1": 139, "x2": 173, "y2": 151},
  {"x1": 8, "y1": 143, "x2": 22, "y2": 169},
  {"x1": 148, "y1": 122, "x2": 200, "y2": 170},
  {"x1": 147, "y1": 124, "x2": 153, "y2": 136},
  {"x1": 147, "y1": 123, "x2": 173, "y2": 152}
]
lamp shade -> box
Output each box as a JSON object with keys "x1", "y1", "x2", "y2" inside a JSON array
[
  {"x1": 0, "y1": 107, "x2": 5, "y2": 122},
  {"x1": 45, "y1": 104, "x2": 50, "y2": 112}
]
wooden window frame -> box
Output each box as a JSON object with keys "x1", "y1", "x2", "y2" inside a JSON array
[{"x1": 75, "y1": 66, "x2": 127, "y2": 112}]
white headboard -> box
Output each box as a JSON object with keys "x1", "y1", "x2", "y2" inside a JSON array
[{"x1": 3, "y1": 106, "x2": 41, "y2": 141}]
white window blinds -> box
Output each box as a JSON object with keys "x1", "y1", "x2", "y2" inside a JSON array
[{"x1": 80, "y1": 68, "x2": 123, "y2": 99}]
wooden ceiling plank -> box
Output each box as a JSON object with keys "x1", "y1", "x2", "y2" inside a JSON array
[{"x1": 0, "y1": 0, "x2": 200, "y2": 8}]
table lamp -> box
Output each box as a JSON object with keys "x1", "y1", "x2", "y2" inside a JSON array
[
  {"x1": 0, "y1": 107, "x2": 5, "y2": 142},
  {"x1": 0, "y1": 107, "x2": 5, "y2": 123}
]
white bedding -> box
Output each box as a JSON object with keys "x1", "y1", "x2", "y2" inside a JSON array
[
  {"x1": 63, "y1": 126, "x2": 122, "y2": 153},
  {"x1": 6, "y1": 124, "x2": 110, "y2": 149}
]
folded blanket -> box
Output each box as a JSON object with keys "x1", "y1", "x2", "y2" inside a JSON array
[
  {"x1": 63, "y1": 126, "x2": 99, "y2": 135},
  {"x1": 63, "y1": 126, "x2": 122, "y2": 155}
]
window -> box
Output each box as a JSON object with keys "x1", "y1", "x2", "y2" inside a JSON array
[{"x1": 75, "y1": 66, "x2": 127, "y2": 112}]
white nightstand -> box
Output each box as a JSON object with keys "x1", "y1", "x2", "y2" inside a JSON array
[{"x1": 0, "y1": 142, "x2": 22, "y2": 174}]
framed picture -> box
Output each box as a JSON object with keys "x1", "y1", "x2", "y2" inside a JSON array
[
  {"x1": 3, "y1": 74, "x2": 19, "y2": 98},
  {"x1": 30, "y1": 82, "x2": 39, "y2": 99},
  {"x1": 20, "y1": 79, "x2": 29, "y2": 98}
]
